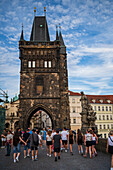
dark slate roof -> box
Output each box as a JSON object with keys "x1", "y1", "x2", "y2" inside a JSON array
[
  {"x1": 59, "y1": 31, "x2": 66, "y2": 54},
  {"x1": 20, "y1": 29, "x2": 24, "y2": 41},
  {"x1": 30, "y1": 16, "x2": 50, "y2": 41}
]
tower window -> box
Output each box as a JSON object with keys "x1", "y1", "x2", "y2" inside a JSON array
[
  {"x1": 44, "y1": 61, "x2": 47, "y2": 68},
  {"x1": 48, "y1": 61, "x2": 51, "y2": 68},
  {"x1": 32, "y1": 61, "x2": 35, "y2": 68},
  {"x1": 37, "y1": 60, "x2": 39, "y2": 67},
  {"x1": 28, "y1": 61, "x2": 31, "y2": 68}
]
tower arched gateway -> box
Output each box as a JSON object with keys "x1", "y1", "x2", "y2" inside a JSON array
[{"x1": 19, "y1": 8, "x2": 70, "y2": 130}]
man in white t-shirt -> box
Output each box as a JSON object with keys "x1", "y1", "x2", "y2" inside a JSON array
[{"x1": 61, "y1": 128, "x2": 68, "y2": 152}]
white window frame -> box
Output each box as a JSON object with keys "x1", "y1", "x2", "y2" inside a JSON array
[
  {"x1": 48, "y1": 61, "x2": 51, "y2": 68},
  {"x1": 32, "y1": 61, "x2": 35, "y2": 68},
  {"x1": 44, "y1": 61, "x2": 47, "y2": 68},
  {"x1": 28, "y1": 61, "x2": 31, "y2": 68}
]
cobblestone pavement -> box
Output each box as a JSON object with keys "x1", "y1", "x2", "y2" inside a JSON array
[{"x1": 0, "y1": 144, "x2": 111, "y2": 170}]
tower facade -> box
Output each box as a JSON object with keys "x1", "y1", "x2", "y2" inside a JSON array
[{"x1": 19, "y1": 11, "x2": 70, "y2": 130}]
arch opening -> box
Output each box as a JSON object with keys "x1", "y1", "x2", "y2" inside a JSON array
[{"x1": 27, "y1": 107, "x2": 53, "y2": 130}]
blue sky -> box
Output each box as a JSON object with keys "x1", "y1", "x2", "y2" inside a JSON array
[{"x1": 1, "y1": 0, "x2": 113, "y2": 100}]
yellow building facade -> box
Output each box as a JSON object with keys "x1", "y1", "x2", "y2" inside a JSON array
[{"x1": 87, "y1": 95, "x2": 113, "y2": 138}]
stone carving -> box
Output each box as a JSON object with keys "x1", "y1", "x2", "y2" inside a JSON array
[{"x1": 80, "y1": 91, "x2": 97, "y2": 134}]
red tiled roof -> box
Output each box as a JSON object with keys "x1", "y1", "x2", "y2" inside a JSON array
[
  {"x1": 68, "y1": 90, "x2": 81, "y2": 96},
  {"x1": 86, "y1": 95, "x2": 113, "y2": 104},
  {"x1": 68, "y1": 90, "x2": 113, "y2": 104}
]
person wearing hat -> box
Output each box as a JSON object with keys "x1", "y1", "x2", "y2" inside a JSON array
[
  {"x1": 26, "y1": 129, "x2": 39, "y2": 161},
  {"x1": 107, "y1": 130, "x2": 113, "y2": 170}
]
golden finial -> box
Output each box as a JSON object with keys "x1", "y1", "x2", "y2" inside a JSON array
[
  {"x1": 44, "y1": 7, "x2": 46, "y2": 12},
  {"x1": 34, "y1": 7, "x2": 36, "y2": 13}
]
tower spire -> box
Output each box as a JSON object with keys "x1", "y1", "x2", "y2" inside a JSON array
[
  {"x1": 44, "y1": 7, "x2": 47, "y2": 42},
  {"x1": 56, "y1": 25, "x2": 59, "y2": 41},
  {"x1": 20, "y1": 23, "x2": 24, "y2": 41},
  {"x1": 59, "y1": 24, "x2": 65, "y2": 46}
]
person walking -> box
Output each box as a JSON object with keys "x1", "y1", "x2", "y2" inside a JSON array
[
  {"x1": 23, "y1": 129, "x2": 31, "y2": 158},
  {"x1": 42, "y1": 128, "x2": 46, "y2": 147},
  {"x1": 13, "y1": 129, "x2": 27, "y2": 163},
  {"x1": 53, "y1": 130, "x2": 62, "y2": 162},
  {"x1": 69, "y1": 130, "x2": 74, "y2": 155},
  {"x1": 2, "y1": 130, "x2": 13, "y2": 156},
  {"x1": 107, "y1": 130, "x2": 113, "y2": 170},
  {"x1": 1, "y1": 129, "x2": 7, "y2": 148},
  {"x1": 76, "y1": 129, "x2": 83, "y2": 155},
  {"x1": 83, "y1": 129, "x2": 93, "y2": 159},
  {"x1": 91, "y1": 130, "x2": 98, "y2": 157},
  {"x1": 27, "y1": 129, "x2": 39, "y2": 161},
  {"x1": 61, "y1": 128, "x2": 68, "y2": 152},
  {"x1": 46, "y1": 131, "x2": 52, "y2": 157}
]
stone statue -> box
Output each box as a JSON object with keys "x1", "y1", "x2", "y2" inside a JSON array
[{"x1": 80, "y1": 91, "x2": 97, "y2": 134}]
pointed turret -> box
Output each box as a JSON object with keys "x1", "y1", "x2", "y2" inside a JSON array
[
  {"x1": 59, "y1": 25, "x2": 66, "y2": 54},
  {"x1": 56, "y1": 25, "x2": 59, "y2": 41},
  {"x1": 20, "y1": 24, "x2": 24, "y2": 41},
  {"x1": 30, "y1": 16, "x2": 50, "y2": 42}
]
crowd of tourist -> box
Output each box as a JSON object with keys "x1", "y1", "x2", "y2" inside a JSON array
[{"x1": 1, "y1": 127, "x2": 113, "y2": 169}]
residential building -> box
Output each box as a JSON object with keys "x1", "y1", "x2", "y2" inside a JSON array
[
  {"x1": 87, "y1": 95, "x2": 113, "y2": 138},
  {"x1": 68, "y1": 90, "x2": 82, "y2": 131}
]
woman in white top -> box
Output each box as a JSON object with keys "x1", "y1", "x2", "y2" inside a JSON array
[
  {"x1": 46, "y1": 131, "x2": 52, "y2": 157},
  {"x1": 107, "y1": 130, "x2": 113, "y2": 170},
  {"x1": 91, "y1": 130, "x2": 98, "y2": 157},
  {"x1": 84, "y1": 129, "x2": 93, "y2": 159}
]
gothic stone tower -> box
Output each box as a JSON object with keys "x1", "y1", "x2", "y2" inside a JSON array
[{"x1": 19, "y1": 10, "x2": 70, "y2": 130}]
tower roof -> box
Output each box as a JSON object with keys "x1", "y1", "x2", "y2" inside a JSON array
[
  {"x1": 30, "y1": 16, "x2": 50, "y2": 41},
  {"x1": 20, "y1": 24, "x2": 24, "y2": 41}
]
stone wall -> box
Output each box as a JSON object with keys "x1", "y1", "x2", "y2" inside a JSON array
[{"x1": 96, "y1": 138, "x2": 107, "y2": 153}]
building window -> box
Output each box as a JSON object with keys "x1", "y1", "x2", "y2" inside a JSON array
[
  {"x1": 72, "y1": 98, "x2": 75, "y2": 103},
  {"x1": 99, "y1": 115, "x2": 101, "y2": 120},
  {"x1": 102, "y1": 106, "x2": 104, "y2": 111},
  {"x1": 106, "y1": 115, "x2": 109, "y2": 120},
  {"x1": 44, "y1": 61, "x2": 47, "y2": 68},
  {"x1": 107, "y1": 124, "x2": 110, "y2": 129},
  {"x1": 104, "y1": 134, "x2": 106, "y2": 138},
  {"x1": 32, "y1": 61, "x2": 35, "y2": 68},
  {"x1": 94, "y1": 106, "x2": 96, "y2": 111},
  {"x1": 103, "y1": 125, "x2": 106, "y2": 129},
  {"x1": 100, "y1": 125, "x2": 102, "y2": 129},
  {"x1": 106, "y1": 106, "x2": 108, "y2": 111},
  {"x1": 111, "y1": 124, "x2": 113, "y2": 129},
  {"x1": 103, "y1": 115, "x2": 105, "y2": 120},
  {"x1": 110, "y1": 115, "x2": 112, "y2": 120},
  {"x1": 28, "y1": 61, "x2": 31, "y2": 68},
  {"x1": 73, "y1": 119, "x2": 76, "y2": 124},
  {"x1": 109, "y1": 106, "x2": 112, "y2": 111},
  {"x1": 73, "y1": 107, "x2": 75, "y2": 113},
  {"x1": 48, "y1": 61, "x2": 51, "y2": 68},
  {"x1": 98, "y1": 106, "x2": 101, "y2": 111}
]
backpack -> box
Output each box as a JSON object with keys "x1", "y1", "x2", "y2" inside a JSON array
[
  {"x1": 32, "y1": 134, "x2": 39, "y2": 146},
  {"x1": 78, "y1": 133, "x2": 83, "y2": 142}
]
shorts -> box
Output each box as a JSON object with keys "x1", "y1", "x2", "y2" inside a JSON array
[
  {"x1": 69, "y1": 139, "x2": 73, "y2": 144},
  {"x1": 54, "y1": 147, "x2": 60, "y2": 153},
  {"x1": 86, "y1": 141, "x2": 92, "y2": 147},
  {"x1": 31, "y1": 146, "x2": 38, "y2": 150},
  {"x1": 47, "y1": 141, "x2": 52, "y2": 146},
  {"x1": 108, "y1": 145, "x2": 113, "y2": 154},
  {"x1": 62, "y1": 140, "x2": 67, "y2": 145},
  {"x1": 24, "y1": 143, "x2": 30, "y2": 150},
  {"x1": 13, "y1": 143, "x2": 21, "y2": 153},
  {"x1": 1, "y1": 138, "x2": 6, "y2": 142},
  {"x1": 43, "y1": 137, "x2": 46, "y2": 140},
  {"x1": 92, "y1": 140, "x2": 96, "y2": 145}
]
